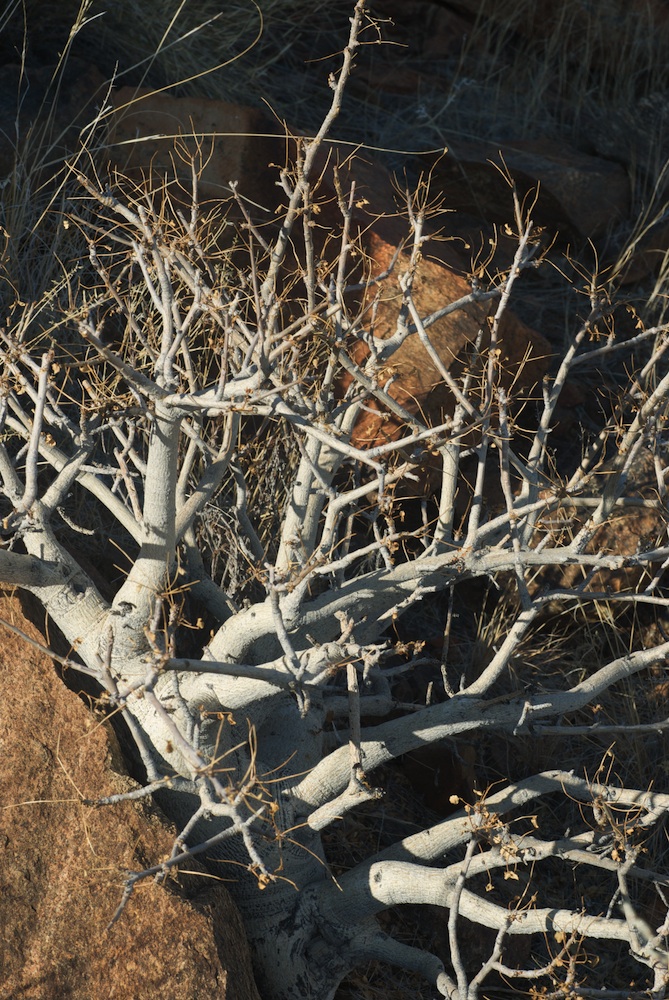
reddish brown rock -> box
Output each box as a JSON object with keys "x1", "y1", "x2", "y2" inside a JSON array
[
  {"x1": 618, "y1": 217, "x2": 669, "y2": 284},
  {"x1": 0, "y1": 592, "x2": 260, "y2": 1000},
  {"x1": 105, "y1": 90, "x2": 479, "y2": 282},
  {"x1": 344, "y1": 232, "x2": 550, "y2": 453},
  {"x1": 432, "y1": 137, "x2": 630, "y2": 239},
  {"x1": 532, "y1": 447, "x2": 667, "y2": 597},
  {"x1": 108, "y1": 88, "x2": 281, "y2": 209},
  {"x1": 535, "y1": 504, "x2": 665, "y2": 597},
  {"x1": 104, "y1": 94, "x2": 452, "y2": 279}
]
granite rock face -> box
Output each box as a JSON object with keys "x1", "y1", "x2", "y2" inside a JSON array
[{"x1": 0, "y1": 592, "x2": 260, "y2": 1000}]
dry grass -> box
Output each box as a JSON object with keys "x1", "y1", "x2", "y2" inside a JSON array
[{"x1": 4, "y1": 0, "x2": 669, "y2": 318}]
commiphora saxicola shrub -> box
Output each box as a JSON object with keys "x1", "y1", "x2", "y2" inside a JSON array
[{"x1": 2, "y1": 4, "x2": 669, "y2": 998}]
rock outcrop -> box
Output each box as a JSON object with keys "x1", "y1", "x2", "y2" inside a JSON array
[
  {"x1": 431, "y1": 136, "x2": 630, "y2": 239},
  {"x1": 343, "y1": 232, "x2": 550, "y2": 455},
  {"x1": 108, "y1": 88, "x2": 282, "y2": 211},
  {"x1": 0, "y1": 592, "x2": 260, "y2": 1000}
]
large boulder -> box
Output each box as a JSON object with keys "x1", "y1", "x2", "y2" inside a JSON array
[
  {"x1": 0, "y1": 592, "x2": 260, "y2": 1000},
  {"x1": 343, "y1": 232, "x2": 550, "y2": 455},
  {"x1": 431, "y1": 136, "x2": 630, "y2": 239},
  {"x1": 108, "y1": 88, "x2": 282, "y2": 210},
  {"x1": 532, "y1": 446, "x2": 668, "y2": 598}
]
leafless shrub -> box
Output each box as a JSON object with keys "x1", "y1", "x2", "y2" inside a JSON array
[{"x1": 2, "y1": 4, "x2": 669, "y2": 999}]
